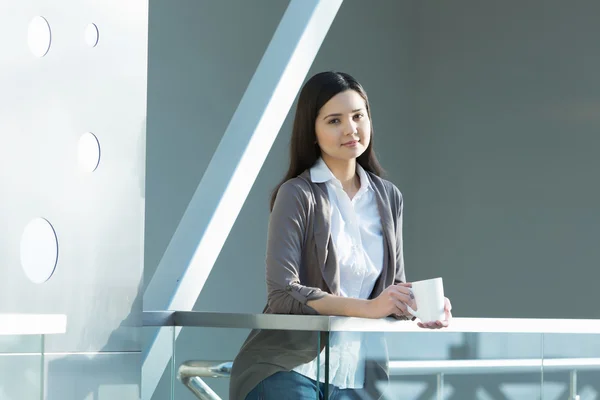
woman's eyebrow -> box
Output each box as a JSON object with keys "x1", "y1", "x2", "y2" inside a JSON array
[{"x1": 322, "y1": 108, "x2": 364, "y2": 120}]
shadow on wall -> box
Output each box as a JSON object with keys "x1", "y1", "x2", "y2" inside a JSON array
[
  {"x1": 41, "y1": 116, "x2": 146, "y2": 400},
  {"x1": 44, "y1": 278, "x2": 143, "y2": 400}
]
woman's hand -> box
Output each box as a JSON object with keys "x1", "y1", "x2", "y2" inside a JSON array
[
  {"x1": 417, "y1": 297, "x2": 452, "y2": 329},
  {"x1": 367, "y1": 283, "x2": 417, "y2": 319}
]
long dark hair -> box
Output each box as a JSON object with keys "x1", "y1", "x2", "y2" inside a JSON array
[{"x1": 270, "y1": 71, "x2": 384, "y2": 211}]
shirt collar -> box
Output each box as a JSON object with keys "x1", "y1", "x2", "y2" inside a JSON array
[
  {"x1": 356, "y1": 162, "x2": 372, "y2": 193},
  {"x1": 310, "y1": 158, "x2": 372, "y2": 192},
  {"x1": 310, "y1": 157, "x2": 335, "y2": 183}
]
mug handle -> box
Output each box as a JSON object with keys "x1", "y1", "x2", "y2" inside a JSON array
[{"x1": 406, "y1": 305, "x2": 419, "y2": 320}]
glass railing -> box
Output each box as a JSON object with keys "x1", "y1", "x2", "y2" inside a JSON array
[
  {"x1": 542, "y1": 331, "x2": 600, "y2": 400},
  {"x1": 143, "y1": 325, "x2": 176, "y2": 400},
  {"x1": 143, "y1": 312, "x2": 600, "y2": 400},
  {"x1": 0, "y1": 314, "x2": 67, "y2": 400},
  {"x1": 143, "y1": 313, "x2": 325, "y2": 400}
]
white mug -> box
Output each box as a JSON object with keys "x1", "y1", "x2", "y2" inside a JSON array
[{"x1": 406, "y1": 277, "x2": 445, "y2": 323}]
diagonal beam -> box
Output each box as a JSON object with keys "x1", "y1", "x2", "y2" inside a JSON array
[{"x1": 142, "y1": 0, "x2": 343, "y2": 398}]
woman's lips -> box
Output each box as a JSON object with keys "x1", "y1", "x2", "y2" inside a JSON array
[{"x1": 342, "y1": 140, "x2": 359, "y2": 147}]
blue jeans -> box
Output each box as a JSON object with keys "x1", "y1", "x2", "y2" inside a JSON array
[{"x1": 245, "y1": 371, "x2": 362, "y2": 400}]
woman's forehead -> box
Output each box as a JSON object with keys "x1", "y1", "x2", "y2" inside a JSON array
[{"x1": 319, "y1": 90, "x2": 366, "y2": 114}]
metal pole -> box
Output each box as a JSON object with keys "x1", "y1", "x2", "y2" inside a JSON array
[
  {"x1": 324, "y1": 332, "x2": 330, "y2": 399},
  {"x1": 437, "y1": 373, "x2": 444, "y2": 400},
  {"x1": 40, "y1": 334, "x2": 45, "y2": 400},
  {"x1": 569, "y1": 370, "x2": 579, "y2": 400},
  {"x1": 181, "y1": 377, "x2": 221, "y2": 400}
]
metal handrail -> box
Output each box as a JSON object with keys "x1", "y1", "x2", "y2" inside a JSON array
[
  {"x1": 143, "y1": 311, "x2": 600, "y2": 334},
  {"x1": 179, "y1": 361, "x2": 233, "y2": 379},
  {"x1": 390, "y1": 357, "x2": 600, "y2": 375},
  {"x1": 177, "y1": 358, "x2": 600, "y2": 400}
]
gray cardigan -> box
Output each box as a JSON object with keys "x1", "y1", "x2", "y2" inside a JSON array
[{"x1": 229, "y1": 169, "x2": 409, "y2": 400}]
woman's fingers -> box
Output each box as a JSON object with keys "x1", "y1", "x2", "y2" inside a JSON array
[
  {"x1": 390, "y1": 290, "x2": 412, "y2": 305},
  {"x1": 444, "y1": 297, "x2": 453, "y2": 324},
  {"x1": 432, "y1": 320, "x2": 448, "y2": 328},
  {"x1": 418, "y1": 319, "x2": 449, "y2": 329},
  {"x1": 444, "y1": 297, "x2": 452, "y2": 312},
  {"x1": 394, "y1": 284, "x2": 413, "y2": 296},
  {"x1": 393, "y1": 298, "x2": 408, "y2": 313},
  {"x1": 389, "y1": 287, "x2": 417, "y2": 310}
]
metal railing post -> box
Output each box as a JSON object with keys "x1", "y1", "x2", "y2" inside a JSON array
[{"x1": 568, "y1": 370, "x2": 579, "y2": 400}]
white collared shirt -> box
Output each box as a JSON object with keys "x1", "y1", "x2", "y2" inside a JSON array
[{"x1": 293, "y1": 158, "x2": 384, "y2": 389}]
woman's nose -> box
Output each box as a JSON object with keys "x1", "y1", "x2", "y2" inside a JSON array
[{"x1": 344, "y1": 120, "x2": 358, "y2": 135}]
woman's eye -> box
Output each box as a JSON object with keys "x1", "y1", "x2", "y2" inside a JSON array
[
  {"x1": 328, "y1": 118, "x2": 340, "y2": 124},
  {"x1": 354, "y1": 113, "x2": 364, "y2": 120}
]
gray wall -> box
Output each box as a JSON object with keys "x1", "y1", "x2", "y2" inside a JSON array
[
  {"x1": 145, "y1": 1, "x2": 292, "y2": 398},
  {"x1": 409, "y1": 0, "x2": 600, "y2": 318},
  {"x1": 0, "y1": 1, "x2": 147, "y2": 399},
  {"x1": 145, "y1": 1, "x2": 600, "y2": 399}
]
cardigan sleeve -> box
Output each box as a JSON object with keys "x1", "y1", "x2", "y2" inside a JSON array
[
  {"x1": 392, "y1": 185, "x2": 407, "y2": 285},
  {"x1": 391, "y1": 184, "x2": 415, "y2": 321},
  {"x1": 265, "y1": 180, "x2": 327, "y2": 315}
]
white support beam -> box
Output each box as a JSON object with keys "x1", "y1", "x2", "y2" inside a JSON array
[
  {"x1": 142, "y1": 0, "x2": 343, "y2": 398},
  {"x1": 0, "y1": 314, "x2": 66, "y2": 335}
]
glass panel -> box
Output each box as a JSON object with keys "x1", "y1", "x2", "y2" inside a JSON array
[
  {"x1": 322, "y1": 330, "x2": 544, "y2": 399},
  {"x1": 0, "y1": 334, "x2": 43, "y2": 400},
  {"x1": 542, "y1": 332, "x2": 600, "y2": 400},
  {"x1": 143, "y1": 326, "x2": 175, "y2": 400},
  {"x1": 173, "y1": 327, "x2": 323, "y2": 400}
]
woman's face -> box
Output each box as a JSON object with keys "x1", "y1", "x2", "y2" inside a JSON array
[{"x1": 315, "y1": 89, "x2": 371, "y2": 164}]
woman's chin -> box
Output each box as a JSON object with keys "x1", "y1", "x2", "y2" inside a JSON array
[
  {"x1": 322, "y1": 147, "x2": 366, "y2": 162},
  {"x1": 342, "y1": 146, "x2": 366, "y2": 158}
]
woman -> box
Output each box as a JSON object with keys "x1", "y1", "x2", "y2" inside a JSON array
[{"x1": 230, "y1": 71, "x2": 452, "y2": 400}]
